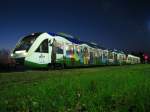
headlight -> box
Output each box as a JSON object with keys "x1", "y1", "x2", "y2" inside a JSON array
[{"x1": 10, "y1": 53, "x2": 14, "y2": 57}]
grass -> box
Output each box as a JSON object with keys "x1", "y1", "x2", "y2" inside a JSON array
[{"x1": 0, "y1": 64, "x2": 150, "y2": 112}]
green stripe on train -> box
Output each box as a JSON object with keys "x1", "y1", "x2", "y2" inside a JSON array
[{"x1": 24, "y1": 61, "x2": 48, "y2": 68}]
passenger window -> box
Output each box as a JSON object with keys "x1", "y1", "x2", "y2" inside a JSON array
[
  {"x1": 66, "y1": 45, "x2": 74, "y2": 56},
  {"x1": 103, "y1": 51, "x2": 107, "y2": 57},
  {"x1": 36, "y1": 39, "x2": 48, "y2": 53},
  {"x1": 56, "y1": 47, "x2": 63, "y2": 54},
  {"x1": 108, "y1": 52, "x2": 113, "y2": 59}
]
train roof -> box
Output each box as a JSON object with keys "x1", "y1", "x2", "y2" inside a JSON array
[
  {"x1": 48, "y1": 32, "x2": 105, "y2": 49},
  {"x1": 48, "y1": 32, "x2": 83, "y2": 44},
  {"x1": 114, "y1": 50, "x2": 125, "y2": 54},
  {"x1": 84, "y1": 42, "x2": 105, "y2": 49},
  {"x1": 108, "y1": 49, "x2": 125, "y2": 54}
]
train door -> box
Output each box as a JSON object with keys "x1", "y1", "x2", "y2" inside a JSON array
[
  {"x1": 83, "y1": 47, "x2": 89, "y2": 65},
  {"x1": 55, "y1": 43, "x2": 64, "y2": 64},
  {"x1": 77, "y1": 45, "x2": 83, "y2": 64},
  {"x1": 49, "y1": 38, "x2": 64, "y2": 68},
  {"x1": 102, "y1": 50, "x2": 108, "y2": 64},
  {"x1": 50, "y1": 38, "x2": 57, "y2": 64},
  {"x1": 114, "y1": 52, "x2": 118, "y2": 64},
  {"x1": 99, "y1": 49, "x2": 103, "y2": 64},
  {"x1": 108, "y1": 51, "x2": 114, "y2": 64},
  {"x1": 48, "y1": 39, "x2": 52, "y2": 63},
  {"x1": 89, "y1": 48, "x2": 94, "y2": 64}
]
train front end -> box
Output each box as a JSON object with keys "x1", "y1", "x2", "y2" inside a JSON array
[{"x1": 10, "y1": 33, "x2": 42, "y2": 66}]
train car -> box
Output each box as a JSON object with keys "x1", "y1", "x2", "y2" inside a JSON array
[
  {"x1": 115, "y1": 50, "x2": 126, "y2": 65},
  {"x1": 83, "y1": 42, "x2": 105, "y2": 65},
  {"x1": 11, "y1": 32, "x2": 107, "y2": 68},
  {"x1": 133, "y1": 56, "x2": 140, "y2": 64},
  {"x1": 107, "y1": 49, "x2": 126, "y2": 65},
  {"x1": 11, "y1": 32, "x2": 140, "y2": 69},
  {"x1": 126, "y1": 54, "x2": 140, "y2": 64}
]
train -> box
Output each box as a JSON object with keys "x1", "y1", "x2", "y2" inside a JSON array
[{"x1": 10, "y1": 32, "x2": 140, "y2": 69}]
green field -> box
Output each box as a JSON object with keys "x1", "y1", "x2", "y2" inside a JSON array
[{"x1": 0, "y1": 64, "x2": 150, "y2": 112}]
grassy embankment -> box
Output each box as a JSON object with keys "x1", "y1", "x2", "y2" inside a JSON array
[{"x1": 0, "y1": 64, "x2": 150, "y2": 111}]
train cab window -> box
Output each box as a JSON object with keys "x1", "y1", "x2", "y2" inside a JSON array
[
  {"x1": 56, "y1": 47, "x2": 63, "y2": 54},
  {"x1": 36, "y1": 39, "x2": 48, "y2": 53}
]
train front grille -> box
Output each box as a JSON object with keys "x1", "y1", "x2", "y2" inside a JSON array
[{"x1": 15, "y1": 58, "x2": 25, "y2": 65}]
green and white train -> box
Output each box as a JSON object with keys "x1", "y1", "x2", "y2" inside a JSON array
[{"x1": 11, "y1": 32, "x2": 140, "y2": 68}]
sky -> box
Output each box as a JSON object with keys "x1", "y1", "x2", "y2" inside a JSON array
[{"x1": 0, "y1": 0, "x2": 150, "y2": 54}]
